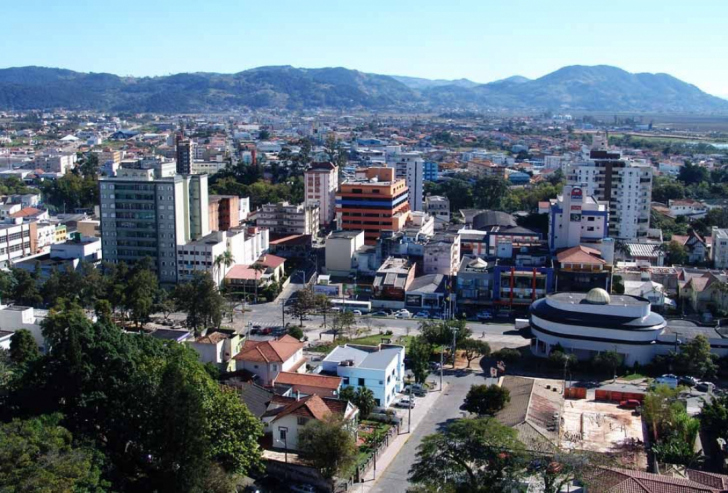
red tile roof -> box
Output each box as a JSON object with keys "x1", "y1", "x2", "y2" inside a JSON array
[
  {"x1": 258, "y1": 254, "x2": 286, "y2": 269},
  {"x1": 556, "y1": 245, "x2": 606, "y2": 265},
  {"x1": 225, "y1": 265, "x2": 263, "y2": 281},
  {"x1": 272, "y1": 394, "x2": 333, "y2": 421},
  {"x1": 273, "y1": 372, "x2": 342, "y2": 390},
  {"x1": 9, "y1": 207, "x2": 42, "y2": 218},
  {"x1": 585, "y1": 467, "x2": 724, "y2": 493},
  {"x1": 233, "y1": 335, "x2": 303, "y2": 363}
]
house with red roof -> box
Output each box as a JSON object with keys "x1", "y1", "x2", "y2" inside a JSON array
[
  {"x1": 232, "y1": 335, "x2": 305, "y2": 385},
  {"x1": 555, "y1": 245, "x2": 612, "y2": 293},
  {"x1": 272, "y1": 371, "x2": 342, "y2": 398},
  {"x1": 680, "y1": 271, "x2": 728, "y2": 315}
]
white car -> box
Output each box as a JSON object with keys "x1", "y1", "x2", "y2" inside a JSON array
[
  {"x1": 654, "y1": 374, "x2": 678, "y2": 389},
  {"x1": 350, "y1": 309, "x2": 362, "y2": 315},
  {"x1": 395, "y1": 311, "x2": 412, "y2": 319},
  {"x1": 396, "y1": 397, "x2": 416, "y2": 408}
]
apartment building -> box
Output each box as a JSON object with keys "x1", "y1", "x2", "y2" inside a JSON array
[
  {"x1": 304, "y1": 162, "x2": 339, "y2": 225},
  {"x1": 98, "y1": 149, "x2": 122, "y2": 169},
  {"x1": 423, "y1": 232, "x2": 461, "y2": 276},
  {"x1": 388, "y1": 151, "x2": 424, "y2": 212},
  {"x1": 175, "y1": 137, "x2": 193, "y2": 174},
  {"x1": 99, "y1": 160, "x2": 210, "y2": 283},
  {"x1": 424, "y1": 195, "x2": 450, "y2": 223},
  {"x1": 208, "y1": 195, "x2": 241, "y2": 232},
  {"x1": 336, "y1": 167, "x2": 410, "y2": 245},
  {"x1": 548, "y1": 185, "x2": 609, "y2": 251},
  {"x1": 567, "y1": 138, "x2": 652, "y2": 240},
  {"x1": 0, "y1": 220, "x2": 33, "y2": 268},
  {"x1": 257, "y1": 201, "x2": 320, "y2": 236},
  {"x1": 33, "y1": 153, "x2": 77, "y2": 174}
]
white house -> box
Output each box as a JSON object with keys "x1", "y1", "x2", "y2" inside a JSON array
[
  {"x1": 233, "y1": 335, "x2": 305, "y2": 385},
  {"x1": 187, "y1": 330, "x2": 243, "y2": 372},
  {"x1": 320, "y1": 344, "x2": 405, "y2": 408}
]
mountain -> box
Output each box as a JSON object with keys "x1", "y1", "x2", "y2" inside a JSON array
[
  {"x1": 391, "y1": 75, "x2": 479, "y2": 90},
  {"x1": 0, "y1": 64, "x2": 726, "y2": 114}
]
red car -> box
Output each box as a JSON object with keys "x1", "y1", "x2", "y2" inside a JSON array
[{"x1": 619, "y1": 399, "x2": 641, "y2": 409}]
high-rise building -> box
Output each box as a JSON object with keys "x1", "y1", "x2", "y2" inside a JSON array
[
  {"x1": 548, "y1": 185, "x2": 609, "y2": 251},
  {"x1": 389, "y1": 152, "x2": 424, "y2": 212},
  {"x1": 566, "y1": 135, "x2": 652, "y2": 240},
  {"x1": 99, "y1": 159, "x2": 209, "y2": 283},
  {"x1": 336, "y1": 167, "x2": 410, "y2": 245},
  {"x1": 304, "y1": 162, "x2": 339, "y2": 225},
  {"x1": 208, "y1": 195, "x2": 241, "y2": 232},
  {"x1": 175, "y1": 136, "x2": 193, "y2": 174}
]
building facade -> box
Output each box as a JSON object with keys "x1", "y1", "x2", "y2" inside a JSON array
[
  {"x1": 257, "y1": 202, "x2": 320, "y2": 236},
  {"x1": 336, "y1": 167, "x2": 410, "y2": 245},
  {"x1": 389, "y1": 152, "x2": 424, "y2": 212},
  {"x1": 304, "y1": 162, "x2": 339, "y2": 226},
  {"x1": 548, "y1": 185, "x2": 609, "y2": 251},
  {"x1": 175, "y1": 137, "x2": 193, "y2": 174}
]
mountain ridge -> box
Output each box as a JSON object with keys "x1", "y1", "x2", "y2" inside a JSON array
[{"x1": 0, "y1": 64, "x2": 725, "y2": 114}]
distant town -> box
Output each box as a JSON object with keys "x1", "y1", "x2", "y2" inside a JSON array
[{"x1": 3, "y1": 108, "x2": 728, "y2": 493}]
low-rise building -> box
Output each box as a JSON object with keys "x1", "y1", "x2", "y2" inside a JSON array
[
  {"x1": 712, "y1": 227, "x2": 728, "y2": 269},
  {"x1": 258, "y1": 201, "x2": 320, "y2": 236},
  {"x1": 555, "y1": 245, "x2": 611, "y2": 293},
  {"x1": 668, "y1": 198, "x2": 708, "y2": 219},
  {"x1": 325, "y1": 230, "x2": 365, "y2": 276},
  {"x1": 320, "y1": 343, "x2": 405, "y2": 408},
  {"x1": 187, "y1": 329, "x2": 243, "y2": 372},
  {"x1": 424, "y1": 195, "x2": 450, "y2": 225},
  {"x1": 372, "y1": 257, "x2": 416, "y2": 303},
  {"x1": 232, "y1": 335, "x2": 306, "y2": 386},
  {"x1": 423, "y1": 233, "x2": 460, "y2": 276}
]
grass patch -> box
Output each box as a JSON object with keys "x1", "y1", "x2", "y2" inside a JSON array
[
  {"x1": 621, "y1": 373, "x2": 650, "y2": 381},
  {"x1": 308, "y1": 334, "x2": 413, "y2": 353}
]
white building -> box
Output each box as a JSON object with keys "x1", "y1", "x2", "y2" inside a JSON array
[
  {"x1": 424, "y1": 195, "x2": 450, "y2": 226},
  {"x1": 544, "y1": 155, "x2": 562, "y2": 170},
  {"x1": 567, "y1": 137, "x2": 652, "y2": 240},
  {"x1": 0, "y1": 220, "x2": 33, "y2": 268},
  {"x1": 388, "y1": 151, "x2": 424, "y2": 212},
  {"x1": 320, "y1": 343, "x2": 406, "y2": 408},
  {"x1": 712, "y1": 227, "x2": 728, "y2": 269},
  {"x1": 423, "y1": 233, "x2": 460, "y2": 276},
  {"x1": 304, "y1": 162, "x2": 338, "y2": 225},
  {"x1": 190, "y1": 161, "x2": 228, "y2": 175},
  {"x1": 325, "y1": 230, "x2": 365, "y2": 276},
  {"x1": 668, "y1": 199, "x2": 708, "y2": 219},
  {"x1": 548, "y1": 185, "x2": 609, "y2": 251},
  {"x1": 233, "y1": 335, "x2": 306, "y2": 386},
  {"x1": 50, "y1": 236, "x2": 102, "y2": 263},
  {"x1": 257, "y1": 202, "x2": 320, "y2": 236},
  {"x1": 0, "y1": 305, "x2": 45, "y2": 350}
]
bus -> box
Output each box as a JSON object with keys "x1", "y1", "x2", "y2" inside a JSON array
[{"x1": 330, "y1": 299, "x2": 372, "y2": 314}]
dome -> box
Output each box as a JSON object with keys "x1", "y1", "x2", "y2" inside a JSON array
[
  {"x1": 468, "y1": 258, "x2": 488, "y2": 269},
  {"x1": 585, "y1": 288, "x2": 611, "y2": 305}
]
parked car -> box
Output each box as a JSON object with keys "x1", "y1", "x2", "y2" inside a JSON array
[
  {"x1": 395, "y1": 310, "x2": 412, "y2": 319},
  {"x1": 403, "y1": 385, "x2": 427, "y2": 397},
  {"x1": 290, "y1": 484, "x2": 317, "y2": 493},
  {"x1": 414, "y1": 311, "x2": 429, "y2": 319},
  {"x1": 679, "y1": 376, "x2": 699, "y2": 387},
  {"x1": 350, "y1": 309, "x2": 363, "y2": 316},
  {"x1": 396, "y1": 397, "x2": 416, "y2": 408},
  {"x1": 476, "y1": 310, "x2": 493, "y2": 321},
  {"x1": 260, "y1": 327, "x2": 274, "y2": 335},
  {"x1": 429, "y1": 361, "x2": 442, "y2": 371},
  {"x1": 697, "y1": 381, "x2": 715, "y2": 393},
  {"x1": 372, "y1": 310, "x2": 389, "y2": 317},
  {"x1": 619, "y1": 399, "x2": 641, "y2": 409}
]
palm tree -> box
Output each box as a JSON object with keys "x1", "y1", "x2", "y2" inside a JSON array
[{"x1": 251, "y1": 262, "x2": 266, "y2": 303}]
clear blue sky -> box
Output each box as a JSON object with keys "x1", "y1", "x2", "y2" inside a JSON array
[{"x1": 4, "y1": 0, "x2": 727, "y2": 96}]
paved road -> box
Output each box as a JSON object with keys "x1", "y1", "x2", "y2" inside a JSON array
[{"x1": 368, "y1": 371, "x2": 492, "y2": 492}]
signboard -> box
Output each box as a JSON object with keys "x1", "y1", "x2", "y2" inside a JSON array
[
  {"x1": 570, "y1": 213, "x2": 582, "y2": 222},
  {"x1": 570, "y1": 187, "x2": 583, "y2": 201},
  {"x1": 405, "y1": 294, "x2": 423, "y2": 307}
]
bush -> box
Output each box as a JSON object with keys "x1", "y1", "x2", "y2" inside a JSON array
[
  {"x1": 287, "y1": 326, "x2": 304, "y2": 340},
  {"x1": 463, "y1": 384, "x2": 511, "y2": 415},
  {"x1": 493, "y1": 348, "x2": 521, "y2": 363}
]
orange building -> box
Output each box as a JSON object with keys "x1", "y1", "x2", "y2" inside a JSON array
[{"x1": 335, "y1": 167, "x2": 410, "y2": 244}]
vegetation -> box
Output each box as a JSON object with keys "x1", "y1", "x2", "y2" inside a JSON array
[
  {"x1": 173, "y1": 272, "x2": 226, "y2": 333},
  {"x1": 408, "y1": 336, "x2": 433, "y2": 384},
  {"x1": 339, "y1": 386, "x2": 376, "y2": 419},
  {"x1": 463, "y1": 384, "x2": 511, "y2": 416},
  {"x1": 643, "y1": 385, "x2": 701, "y2": 466},
  {"x1": 461, "y1": 339, "x2": 491, "y2": 368},
  {"x1": 298, "y1": 416, "x2": 358, "y2": 488},
  {"x1": 1, "y1": 301, "x2": 263, "y2": 491},
  {"x1": 654, "y1": 335, "x2": 718, "y2": 380}
]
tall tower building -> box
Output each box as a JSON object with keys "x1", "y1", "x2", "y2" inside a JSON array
[
  {"x1": 99, "y1": 159, "x2": 209, "y2": 283},
  {"x1": 388, "y1": 151, "x2": 424, "y2": 212},
  {"x1": 335, "y1": 167, "x2": 410, "y2": 244},
  {"x1": 567, "y1": 135, "x2": 652, "y2": 240},
  {"x1": 304, "y1": 162, "x2": 339, "y2": 225},
  {"x1": 175, "y1": 135, "x2": 192, "y2": 174}
]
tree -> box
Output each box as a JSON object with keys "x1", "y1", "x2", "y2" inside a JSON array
[
  {"x1": 331, "y1": 310, "x2": 356, "y2": 340},
  {"x1": 529, "y1": 449, "x2": 606, "y2": 493},
  {"x1": 643, "y1": 385, "x2": 683, "y2": 442},
  {"x1": 340, "y1": 385, "x2": 376, "y2": 419},
  {"x1": 9, "y1": 268, "x2": 42, "y2": 307},
  {"x1": 298, "y1": 416, "x2": 357, "y2": 489},
  {"x1": 0, "y1": 414, "x2": 106, "y2": 492},
  {"x1": 288, "y1": 288, "x2": 316, "y2": 326},
  {"x1": 673, "y1": 334, "x2": 718, "y2": 379},
  {"x1": 125, "y1": 266, "x2": 159, "y2": 327},
  {"x1": 174, "y1": 272, "x2": 226, "y2": 333},
  {"x1": 464, "y1": 384, "x2": 511, "y2": 416},
  {"x1": 667, "y1": 240, "x2": 688, "y2": 265},
  {"x1": 678, "y1": 162, "x2": 710, "y2": 186},
  {"x1": 408, "y1": 336, "x2": 433, "y2": 384},
  {"x1": 461, "y1": 339, "x2": 491, "y2": 368},
  {"x1": 315, "y1": 294, "x2": 332, "y2": 329},
  {"x1": 8, "y1": 329, "x2": 39, "y2": 365},
  {"x1": 409, "y1": 418, "x2": 525, "y2": 493},
  {"x1": 251, "y1": 263, "x2": 266, "y2": 303},
  {"x1": 700, "y1": 392, "x2": 728, "y2": 440},
  {"x1": 651, "y1": 176, "x2": 686, "y2": 204},
  {"x1": 421, "y1": 319, "x2": 472, "y2": 368},
  {"x1": 593, "y1": 350, "x2": 623, "y2": 381},
  {"x1": 213, "y1": 251, "x2": 235, "y2": 285},
  {"x1": 473, "y1": 175, "x2": 509, "y2": 210}
]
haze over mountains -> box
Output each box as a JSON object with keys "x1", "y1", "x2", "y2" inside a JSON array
[{"x1": 0, "y1": 64, "x2": 725, "y2": 114}]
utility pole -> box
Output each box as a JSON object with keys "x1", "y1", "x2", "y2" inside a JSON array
[
  {"x1": 408, "y1": 385, "x2": 412, "y2": 434},
  {"x1": 440, "y1": 348, "x2": 444, "y2": 391},
  {"x1": 451, "y1": 326, "x2": 459, "y2": 369}
]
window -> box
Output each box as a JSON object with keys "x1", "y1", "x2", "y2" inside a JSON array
[
  {"x1": 279, "y1": 428, "x2": 287, "y2": 440},
  {"x1": 342, "y1": 377, "x2": 349, "y2": 385},
  {"x1": 358, "y1": 378, "x2": 365, "y2": 386},
  {"x1": 379, "y1": 380, "x2": 384, "y2": 385},
  {"x1": 297, "y1": 417, "x2": 309, "y2": 426},
  {"x1": 272, "y1": 364, "x2": 277, "y2": 371}
]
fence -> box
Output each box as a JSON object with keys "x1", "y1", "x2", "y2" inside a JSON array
[
  {"x1": 564, "y1": 387, "x2": 587, "y2": 399},
  {"x1": 350, "y1": 422, "x2": 401, "y2": 488}
]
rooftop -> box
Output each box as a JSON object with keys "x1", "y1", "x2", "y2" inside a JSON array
[
  {"x1": 323, "y1": 344, "x2": 403, "y2": 371},
  {"x1": 548, "y1": 291, "x2": 647, "y2": 307},
  {"x1": 233, "y1": 335, "x2": 303, "y2": 363}
]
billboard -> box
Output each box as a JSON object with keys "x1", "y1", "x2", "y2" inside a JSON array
[{"x1": 570, "y1": 187, "x2": 583, "y2": 201}]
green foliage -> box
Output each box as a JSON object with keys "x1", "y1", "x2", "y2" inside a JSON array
[
  {"x1": 331, "y1": 310, "x2": 356, "y2": 340},
  {"x1": 9, "y1": 329, "x2": 39, "y2": 365},
  {"x1": 651, "y1": 176, "x2": 685, "y2": 204},
  {"x1": 701, "y1": 393, "x2": 728, "y2": 440},
  {"x1": 592, "y1": 350, "x2": 623, "y2": 377},
  {"x1": 461, "y1": 338, "x2": 491, "y2": 368},
  {"x1": 340, "y1": 385, "x2": 376, "y2": 419},
  {"x1": 0, "y1": 414, "x2": 107, "y2": 492},
  {"x1": 420, "y1": 319, "x2": 472, "y2": 348},
  {"x1": 473, "y1": 175, "x2": 509, "y2": 210},
  {"x1": 548, "y1": 349, "x2": 577, "y2": 369},
  {"x1": 464, "y1": 384, "x2": 511, "y2": 416},
  {"x1": 287, "y1": 288, "x2": 316, "y2": 325},
  {"x1": 287, "y1": 325, "x2": 304, "y2": 340},
  {"x1": 492, "y1": 348, "x2": 521, "y2": 363},
  {"x1": 298, "y1": 416, "x2": 357, "y2": 483},
  {"x1": 173, "y1": 272, "x2": 226, "y2": 333},
  {"x1": 0, "y1": 176, "x2": 36, "y2": 196},
  {"x1": 612, "y1": 275, "x2": 625, "y2": 295},
  {"x1": 678, "y1": 162, "x2": 710, "y2": 186},
  {"x1": 409, "y1": 417, "x2": 526, "y2": 492},
  {"x1": 672, "y1": 335, "x2": 718, "y2": 379},
  {"x1": 667, "y1": 240, "x2": 688, "y2": 265},
  {"x1": 408, "y1": 336, "x2": 433, "y2": 384},
  {"x1": 10, "y1": 268, "x2": 42, "y2": 307},
  {"x1": 40, "y1": 172, "x2": 98, "y2": 212}
]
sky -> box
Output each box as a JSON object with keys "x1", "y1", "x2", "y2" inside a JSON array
[{"x1": 3, "y1": 0, "x2": 728, "y2": 96}]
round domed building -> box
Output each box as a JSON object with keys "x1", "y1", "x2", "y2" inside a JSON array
[{"x1": 529, "y1": 288, "x2": 668, "y2": 366}]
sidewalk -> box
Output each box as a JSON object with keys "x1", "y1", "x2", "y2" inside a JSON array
[{"x1": 357, "y1": 383, "x2": 449, "y2": 492}]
